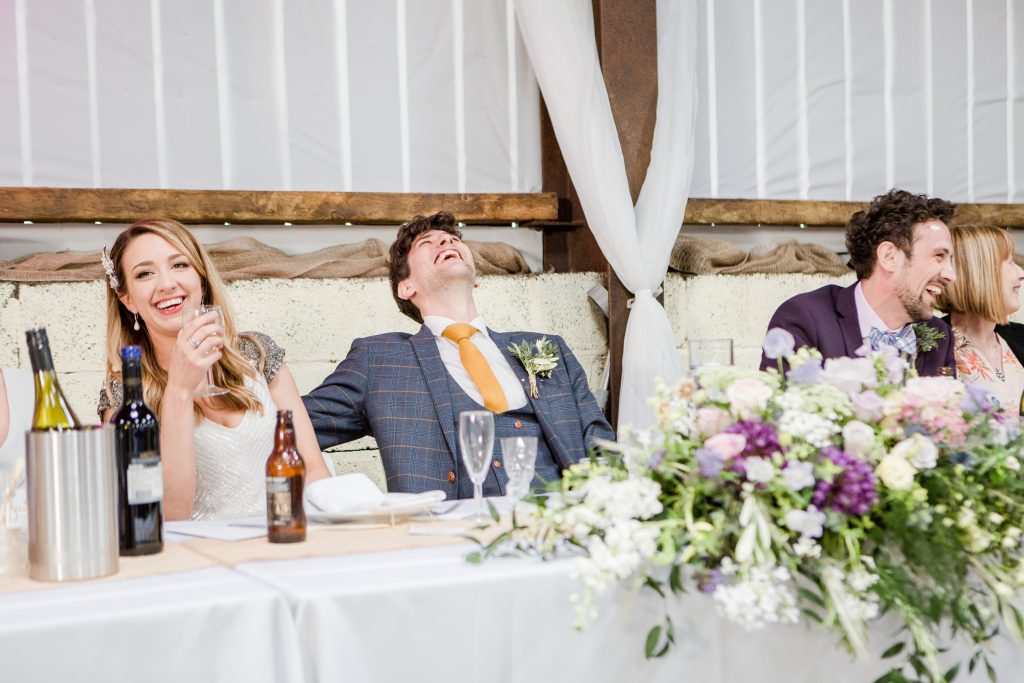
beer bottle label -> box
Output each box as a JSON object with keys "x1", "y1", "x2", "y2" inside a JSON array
[
  {"x1": 127, "y1": 454, "x2": 163, "y2": 504},
  {"x1": 266, "y1": 476, "x2": 292, "y2": 527}
]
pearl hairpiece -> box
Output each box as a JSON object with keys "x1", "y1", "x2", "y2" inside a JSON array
[{"x1": 101, "y1": 246, "x2": 119, "y2": 290}]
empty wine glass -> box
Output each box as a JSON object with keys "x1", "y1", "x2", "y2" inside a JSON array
[
  {"x1": 688, "y1": 338, "x2": 734, "y2": 374},
  {"x1": 501, "y1": 436, "x2": 537, "y2": 507},
  {"x1": 182, "y1": 304, "x2": 229, "y2": 397},
  {"x1": 459, "y1": 411, "x2": 494, "y2": 524}
]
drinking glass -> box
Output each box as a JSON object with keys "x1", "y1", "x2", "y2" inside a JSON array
[
  {"x1": 182, "y1": 304, "x2": 229, "y2": 397},
  {"x1": 688, "y1": 338, "x2": 734, "y2": 373},
  {"x1": 501, "y1": 436, "x2": 538, "y2": 505},
  {"x1": 459, "y1": 411, "x2": 494, "y2": 524},
  {"x1": 0, "y1": 461, "x2": 27, "y2": 576}
]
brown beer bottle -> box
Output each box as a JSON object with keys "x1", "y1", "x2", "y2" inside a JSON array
[{"x1": 265, "y1": 410, "x2": 307, "y2": 543}]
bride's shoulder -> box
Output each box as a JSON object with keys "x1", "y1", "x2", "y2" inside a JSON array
[{"x1": 236, "y1": 331, "x2": 285, "y2": 384}]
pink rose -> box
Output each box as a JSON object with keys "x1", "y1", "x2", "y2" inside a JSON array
[
  {"x1": 696, "y1": 407, "x2": 732, "y2": 438},
  {"x1": 705, "y1": 433, "x2": 747, "y2": 460}
]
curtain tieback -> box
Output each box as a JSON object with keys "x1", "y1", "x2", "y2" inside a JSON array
[{"x1": 627, "y1": 286, "x2": 663, "y2": 308}]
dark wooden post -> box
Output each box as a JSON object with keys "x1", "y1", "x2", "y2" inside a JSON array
[
  {"x1": 594, "y1": 0, "x2": 658, "y2": 427},
  {"x1": 537, "y1": 0, "x2": 658, "y2": 428}
]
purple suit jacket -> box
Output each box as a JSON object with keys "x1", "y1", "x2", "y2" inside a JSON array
[{"x1": 759, "y1": 283, "x2": 956, "y2": 377}]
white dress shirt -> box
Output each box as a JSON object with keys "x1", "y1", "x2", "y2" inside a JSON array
[
  {"x1": 423, "y1": 315, "x2": 528, "y2": 411},
  {"x1": 853, "y1": 281, "x2": 916, "y2": 348}
]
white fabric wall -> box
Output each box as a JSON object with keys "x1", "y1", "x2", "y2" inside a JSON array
[
  {"x1": 1, "y1": 1, "x2": 1020, "y2": 204},
  {"x1": 690, "y1": 0, "x2": 1024, "y2": 203},
  {"x1": 0, "y1": 0, "x2": 541, "y2": 193}
]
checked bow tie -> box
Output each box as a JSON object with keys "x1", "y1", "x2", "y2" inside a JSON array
[{"x1": 868, "y1": 325, "x2": 918, "y2": 356}]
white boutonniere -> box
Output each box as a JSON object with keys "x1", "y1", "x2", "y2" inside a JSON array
[{"x1": 508, "y1": 337, "x2": 559, "y2": 398}]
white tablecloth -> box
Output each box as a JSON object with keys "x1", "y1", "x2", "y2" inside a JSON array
[
  {"x1": 0, "y1": 567, "x2": 305, "y2": 683},
  {"x1": 237, "y1": 543, "x2": 1024, "y2": 683}
]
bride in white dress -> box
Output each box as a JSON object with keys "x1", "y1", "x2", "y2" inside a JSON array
[{"x1": 97, "y1": 218, "x2": 330, "y2": 520}]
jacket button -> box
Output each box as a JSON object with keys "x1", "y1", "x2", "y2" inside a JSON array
[
  {"x1": 514, "y1": 420, "x2": 522, "y2": 429},
  {"x1": 447, "y1": 471, "x2": 456, "y2": 483},
  {"x1": 493, "y1": 459, "x2": 502, "y2": 469}
]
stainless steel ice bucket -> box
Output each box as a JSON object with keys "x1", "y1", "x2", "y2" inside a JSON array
[{"x1": 26, "y1": 426, "x2": 118, "y2": 581}]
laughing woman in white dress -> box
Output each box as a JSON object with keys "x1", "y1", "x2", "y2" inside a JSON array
[
  {"x1": 0, "y1": 366, "x2": 34, "y2": 528},
  {"x1": 97, "y1": 218, "x2": 330, "y2": 520}
]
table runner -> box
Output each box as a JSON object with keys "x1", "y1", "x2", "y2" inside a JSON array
[
  {"x1": 0, "y1": 541, "x2": 218, "y2": 594},
  {"x1": 183, "y1": 518, "x2": 504, "y2": 566}
]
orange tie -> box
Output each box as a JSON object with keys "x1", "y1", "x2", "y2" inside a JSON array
[{"x1": 442, "y1": 323, "x2": 508, "y2": 413}]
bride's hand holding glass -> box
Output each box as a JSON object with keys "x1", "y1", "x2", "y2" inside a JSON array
[{"x1": 166, "y1": 308, "x2": 224, "y2": 398}]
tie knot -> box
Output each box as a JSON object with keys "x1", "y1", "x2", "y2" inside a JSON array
[{"x1": 442, "y1": 323, "x2": 479, "y2": 344}]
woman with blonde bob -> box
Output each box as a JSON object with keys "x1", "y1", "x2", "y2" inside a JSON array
[
  {"x1": 99, "y1": 218, "x2": 330, "y2": 520},
  {"x1": 938, "y1": 224, "x2": 1024, "y2": 413}
]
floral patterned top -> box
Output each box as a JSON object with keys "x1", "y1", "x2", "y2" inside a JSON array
[{"x1": 953, "y1": 327, "x2": 1024, "y2": 415}]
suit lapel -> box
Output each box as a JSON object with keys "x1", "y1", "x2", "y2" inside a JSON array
[
  {"x1": 835, "y1": 283, "x2": 865, "y2": 358},
  {"x1": 492, "y1": 330, "x2": 571, "y2": 469},
  {"x1": 410, "y1": 325, "x2": 458, "y2": 466}
]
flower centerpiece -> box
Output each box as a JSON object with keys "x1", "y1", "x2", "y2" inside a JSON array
[{"x1": 473, "y1": 329, "x2": 1024, "y2": 682}]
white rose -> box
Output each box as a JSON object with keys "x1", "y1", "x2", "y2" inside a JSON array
[
  {"x1": 820, "y1": 357, "x2": 878, "y2": 394},
  {"x1": 781, "y1": 461, "x2": 815, "y2": 490},
  {"x1": 903, "y1": 377, "x2": 963, "y2": 405},
  {"x1": 890, "y1": 434, "x2": 938, "y2": 470},
  {"x1": 842, "y1": 420, "x2": 876, "y2": 458},
  {"x1": 745, "y1": 458, "x2": 775, "y2": 484},
  {"x1": 725, "y1": 378, "x2": 774, "y2": 420},
  {"x1": 875, "y1": 454, "x2": 917, "y2": 491},
  {"x1": 784, "y1": 506, "x2": 826, "y2": 539}
]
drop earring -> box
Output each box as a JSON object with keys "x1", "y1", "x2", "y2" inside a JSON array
[{"x1": 133, "y1": 313, "x2": 140, "y2": 331}]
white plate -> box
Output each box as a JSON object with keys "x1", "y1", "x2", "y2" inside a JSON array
[{"x1": 308, "y1": 491, "x2": 447, "y2": 524}]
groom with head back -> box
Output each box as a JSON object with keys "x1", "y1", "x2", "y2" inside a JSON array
[
  {"x1": 303, "y1": 211, "x2": 613, "y2": 499},
  {"x1": 760, "y1": 189, "x2": 957, "y2": 376}
]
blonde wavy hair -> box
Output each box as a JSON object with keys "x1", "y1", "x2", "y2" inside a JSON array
[
  {"x1": 936, "y1": 224, "x2": 1016, "y2": 325},
  {"x1": 104, "y1": 218, "x2": 262, "y2": 421}
]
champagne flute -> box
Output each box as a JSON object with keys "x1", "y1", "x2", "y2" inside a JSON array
[
  {"x1": 459, "y1": 411, "x2": 494, "y2": 524},
  {"x1": 181, "y1": 304, "x2": 229, "y2": 397},
  {"x1": 501, "y1": 436, "x2": 538, "y2": 506}
]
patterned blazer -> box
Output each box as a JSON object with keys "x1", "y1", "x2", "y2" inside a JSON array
[{"x1": 302, "y1": 326, "x2": 614, "y2": 497}]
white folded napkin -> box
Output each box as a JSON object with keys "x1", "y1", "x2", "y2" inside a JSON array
[{"x1": 304, "y1": 473, "x2": 445, "y2": 515}]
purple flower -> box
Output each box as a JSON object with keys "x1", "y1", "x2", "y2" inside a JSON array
[
  {"x1": 697, "y1": 569, "x2": 725, "y2": 594},
  {"x1": 726, "y1": 420, "x2": 782, "y2": 458},
  {"x1": 786, "y1": 359, "x2": 822, "y2": 385},
  {"x1": 961, "y1": 383, "x2": 994, "y2": 415},
  {"x1": 696, "y1": 447, "x2": 727, "y2": 477},
  {"x1": 763, "y1": 328, "x2": 796, "y2": 360},
  {"x1": 648, "y1": 450, "x2": 666, "y2": 470},
  {"x1": 811, "y1": 447, "x2": 878, "y2": 516}
]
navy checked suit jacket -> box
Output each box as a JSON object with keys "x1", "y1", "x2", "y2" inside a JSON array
[{"x1": 302, "y1": 326, "x2": 614, "y2": 497}]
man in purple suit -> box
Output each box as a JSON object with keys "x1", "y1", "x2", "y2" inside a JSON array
[{"x1": 760, "y1": 189, "x2": 957, "y2": 376}]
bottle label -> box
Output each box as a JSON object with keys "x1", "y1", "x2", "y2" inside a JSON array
[
  {"x1": 266, "y1": 476, "x2": 293, "y2": 527},
  {"x1": 127, "y1": 455, "x2": 163, "y2": 505}
]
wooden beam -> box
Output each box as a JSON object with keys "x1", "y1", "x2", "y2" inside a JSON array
[
  {"x1": 681, "y1": 198, "x2": 1024, "y2": 228},
  {"x1": 0, "y1": 187, "x2": 559, "y2": 225}
]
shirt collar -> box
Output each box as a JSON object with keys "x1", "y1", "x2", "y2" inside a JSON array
[
  {"x1": 853, "y1": 281, "x2": 910, "y2": 338},
  {"x1": 424, "y1": 315, "x2": 490, "y2": 341}
]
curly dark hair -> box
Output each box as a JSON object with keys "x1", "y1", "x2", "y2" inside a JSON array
[
  {"x1": 388, "y1": 211, "x2": 463, "y2": 323},
  {"x1": 845, "y1": 189, "x2": 955, "y2": 279}
]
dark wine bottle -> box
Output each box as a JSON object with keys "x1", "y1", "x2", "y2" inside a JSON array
[
  {"x1": 112, "y1": 345, "x2": 163, "y2": 556},
  {"x1": 266, "y1": 410, "x2": 306, "y2": 543},
  {"x1": 25, "y1": 328, "x2": 80, "y2": 431}
]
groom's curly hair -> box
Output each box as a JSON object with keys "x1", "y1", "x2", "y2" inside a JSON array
[
  {"x1": 389, "y1": 211, "x2": 463, "y2": 323},
  {"x1": 845, "y1": 189, "x2": 955, "y2": 279}
]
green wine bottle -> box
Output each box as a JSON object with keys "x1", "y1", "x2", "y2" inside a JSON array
[{"x1": 25, "y1": 328, "x2": 80, "y2": 431}]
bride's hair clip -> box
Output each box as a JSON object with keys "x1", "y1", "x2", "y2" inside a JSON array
[{"x1": 101, "y1": 246, "x2": 120, "y2": 290}]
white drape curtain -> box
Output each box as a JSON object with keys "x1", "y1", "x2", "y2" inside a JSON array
[{"x1": 514, "y1": 0, "x2": 698, "y2": 428}]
